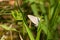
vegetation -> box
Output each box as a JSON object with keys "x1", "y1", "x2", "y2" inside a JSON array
[{"x1": 0, "y1": 0, "x2": 60, "y2": 40}]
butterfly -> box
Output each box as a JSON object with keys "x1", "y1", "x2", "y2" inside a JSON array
[{"x1": 28, "y1": 15, "x2": 40, "y2": 26}]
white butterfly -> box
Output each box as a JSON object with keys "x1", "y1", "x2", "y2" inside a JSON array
[{"x1": 28, "y1": 15, "x2": 40, "y2": 26}]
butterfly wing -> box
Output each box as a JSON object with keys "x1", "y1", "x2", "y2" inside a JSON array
[{"x1": 28, "y1": 15, "x2": 39, "y2": 26}]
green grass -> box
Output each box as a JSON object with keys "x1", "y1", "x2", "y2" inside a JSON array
[{"x1": 0, "y1": 0, "x2": 60, "y2": 40}]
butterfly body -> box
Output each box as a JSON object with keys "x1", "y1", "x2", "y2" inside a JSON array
[{"x1": 28, "y1": 15, "x2": 40, "y2": 26}]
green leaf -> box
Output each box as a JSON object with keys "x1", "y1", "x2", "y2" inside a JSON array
[
  {"x1": 29, "y1": 0, "x2": 35, "y2": 3},
  {"x1": 11, "y1": 10, "x2": 23, "y2": 20},
  {"x1": 36, "y1": 29, "x2": 41, "y2": 40},
  {"x1": 36, "y1": 21, "x2": 41, "y2": 40},
  {"x1": 31, "y1": 4, "x2": 39, "y2": 17},
  {"x1": 57, "y1": 16, "x2": 60, "y2": 23},
  {"x1": 0, "y1": 24, "x2": 17, "y2": 31},
  {"x1": 23, "y1": 22, "x2": 35, "y2": 40},
  {"x1": 21, "y1": 11, "x2": 35, "y2": 40},
  {"x1": 50, "y1": 0, "x2": 56, "y2": 6},
  {"x1": 39, "y1": 0, "x2": 46, "y2": 14}
]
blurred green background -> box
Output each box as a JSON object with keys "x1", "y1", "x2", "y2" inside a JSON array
[{"x1": 0, "y1": 0, "x2": 60, "y2": 40}]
